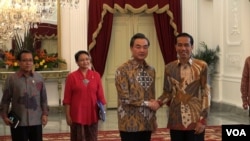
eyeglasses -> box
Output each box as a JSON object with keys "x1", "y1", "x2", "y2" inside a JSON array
[{"x1": 20, "y1": 59, "x2": 33, "y2": 63}]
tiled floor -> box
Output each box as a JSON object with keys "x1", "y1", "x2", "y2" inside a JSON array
[{"x1": 0, "y1": 103, "x2": 250, "y2": 136}]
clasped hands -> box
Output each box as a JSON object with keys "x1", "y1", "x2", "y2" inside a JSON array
[{"x1": 146, "y1": 99, "x2": 160, "y2": 111}]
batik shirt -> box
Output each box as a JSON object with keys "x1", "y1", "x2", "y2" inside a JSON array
[
  {"x1": 240, "y1": 56, "x2": 250, "y2": 104},
  {"x1": 0, "y1": 71, "x2": 49, "y2": 126},
  {"x1": 157, "y1": 58, "x2": 210, "y2": 130},
  {"x1": 115, "y1": 59, "x2": 157, "y2": 132}
]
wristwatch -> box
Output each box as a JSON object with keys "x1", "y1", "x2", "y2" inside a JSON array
[{"x1": 143, "y1": 101, "x2": 149, "y2": 107}]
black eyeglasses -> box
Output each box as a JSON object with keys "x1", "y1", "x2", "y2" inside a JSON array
[{"x1": 20, "y1": 59, "x2": 33, "y2": 63}]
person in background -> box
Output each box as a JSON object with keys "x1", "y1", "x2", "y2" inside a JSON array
[
  {"x1": 156, "y1": 32, "x2": 210, "y2": 141},
  {"x1": 240, "y1": 56, "x2": 250, "y2": 115},
  {"x1": 63, "y1": 50, "x2": 106, "y2": 141},
  {"x1": 0, "y1": 49, "x2": 49, "y2": 141},
  {"x1": 115, "y1": 33, "x2": 158, "y2": 141}
]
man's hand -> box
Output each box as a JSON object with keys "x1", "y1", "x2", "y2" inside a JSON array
[
  {"x1": 3, "y1": 117, "x2": 11, "y2": 126},
  {"x1": 194, "y1": 122, "x2": 206, "y2": 134},
  {"x1": 148, "y1": 99, "x2": 160, "y2": 111},
  {"x1": 42, "y1": 115, "x2": 48, "y2": 127}
]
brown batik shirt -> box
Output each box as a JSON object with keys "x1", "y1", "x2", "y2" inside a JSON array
[
  {"x1": 157, "y1": 58, "x2": 210, "y2": 130},
  {"x1": 115, "y1": 59, "x2": 156, "y2": 132},
  {"x1": 241, "y1": 56, "x2": 250, "y2": 105}
]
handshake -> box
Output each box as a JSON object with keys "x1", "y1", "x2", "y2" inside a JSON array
[{"x1": 143, "y1": 99, "x2": 161, "y2": 111}]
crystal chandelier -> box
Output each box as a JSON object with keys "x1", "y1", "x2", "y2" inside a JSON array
[
  {"x1": 60, "y1": 0, "x2": 80, "y2": 8},
  {"x1": 0, "y1": 0, "x2": 57, "y2": 42}
]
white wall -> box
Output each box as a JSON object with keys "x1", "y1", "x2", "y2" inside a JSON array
[
  {"x1": 194, "y1": 0, "x2": 250, "y2": 108},
  {"x1": 61, "y1": 0, "x2": 89, "y2": 72}
]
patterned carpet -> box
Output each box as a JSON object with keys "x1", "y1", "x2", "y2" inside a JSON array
[{"x1": 0, "y1": 126, "x2": 221, "y2": 141}]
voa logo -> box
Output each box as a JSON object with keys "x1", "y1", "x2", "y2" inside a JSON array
[{"x1": 226, "y1": 129, "x2": 246, "y2": 136}]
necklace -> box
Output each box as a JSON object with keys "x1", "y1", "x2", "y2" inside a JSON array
[{"x1": 83, "y1": 79, "x2": 89, "y2": 85}]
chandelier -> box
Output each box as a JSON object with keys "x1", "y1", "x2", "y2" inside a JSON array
[
  {"x1": 60, "y1": 0, "x2": 80, "y2": 8},
  {"x1": 0, "y1": 0, "x2": 57, "y2": 42}
]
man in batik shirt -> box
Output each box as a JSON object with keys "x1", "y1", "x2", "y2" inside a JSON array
[
  {"x1": 240, "y1": 56, "x2": 250, "y2": 114},
  {"x1": 0, "y1": 50, "x2": 49, "y2": 141},
  {"x1": 115, "y1": 33, "x2": 158, "y2": 141},
  {"x1": 157, "y1": 33, "x2": 210, "y2": 141}
]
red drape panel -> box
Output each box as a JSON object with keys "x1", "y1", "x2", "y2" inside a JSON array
[
  {"x1": 30, "y1": 23, "x2": 57, "y2": 37},
  {"x1": 89, "y1": 12, "x2": 113, "y2": 74},
  {"x1": 154, "y1": 0, "x2": 182, "y2": 64},
  {"x1": 88, "y1": 0, "x2": 112, "y2": 75},
  {"x1": 30, "y1": 23, "x2": 57, "y2": 50},
  {"x1": 12, "y1": 23, "x2": 57, "y2": 52},
  {"x1": 88, "y1": 0, "x2": 181, "y2": 76}
]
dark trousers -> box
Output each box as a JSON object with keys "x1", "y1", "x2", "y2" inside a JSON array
[
  {"x1": 170, "y1": 129, "x2": 205, "y2": 141},
  {"x1": 10, "y1": 125, "x2": 42, "y2": 141},
  {"x1": 120, "y1": 131, "x2": 152, "y2": 141},
  {"x1": 70, "y1": 122, "x2": 98, "y2": 141}
]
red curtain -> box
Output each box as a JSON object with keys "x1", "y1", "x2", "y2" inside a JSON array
[
  {"x1": 154, "y1": 0, "x2": 182, "y2": 64},
  {"x1": 88, "y1": 0, "x2": 113, "y2": 73},
  {"x1": 30, "y1": 23, "x2": 57, "y2": 50},
  {"x1": 30, "y1": 23, "x2": 57, "y2": 37},
  {"x1": 88, "y1": 0, "x2": 182, "y2": 76},
  {"x1": 12, "y1": 23, "x2": 57, "y2": 52}
]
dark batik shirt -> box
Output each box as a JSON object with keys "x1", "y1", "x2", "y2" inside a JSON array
[
  {"x1": 241, "y1": 56, "x2": 250, "y2": 104},
  {"x1": 0, "y1": 70, "x2": 49, "y2": 126},
  {"x1": 157, "y1": 58, "x2": 210, "y2": 130},
  {"x1": 115, "y1": 59, "x2": 157, "y2": 132}
]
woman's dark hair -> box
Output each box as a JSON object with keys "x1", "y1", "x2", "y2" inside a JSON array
[
  {"x1": 17, "y1": 50, "x2": 33, "y2": 61},
  {"x1": 74, "y1": 50, "x2": 91, "y2": 62},
  {"x1": 176, "y1": 32, "x2": 194, "y2": 46},
  {"x1": 130, "y1": 33, "x2": 150, "y2": 47}
]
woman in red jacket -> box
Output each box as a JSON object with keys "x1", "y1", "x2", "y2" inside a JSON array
[{"x1": 63, "y1": 50, "x2": 106, "y2": 141}]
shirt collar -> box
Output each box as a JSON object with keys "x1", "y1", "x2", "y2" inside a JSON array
[
  {"x1": 177, "y1": 58, "x2": 193, "y2": 66},
  {"x1": 16, "y1": 70, "x2": 34, "y2": 78},
  {"x1": 130, "y1": 59, "x2": 149, "y2": 69}
]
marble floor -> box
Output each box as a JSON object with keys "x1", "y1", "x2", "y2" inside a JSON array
[{"x1": 0, "y1": 103, "x2": 250, "y2": 136}]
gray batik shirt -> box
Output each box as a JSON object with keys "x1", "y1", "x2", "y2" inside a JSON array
[{"x1": 0, "y1": 71, "x2": 49, "y2": 126}]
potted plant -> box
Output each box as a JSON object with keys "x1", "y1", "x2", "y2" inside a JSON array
[
  {"x1": 4, "y1": 30, "x2": 66, "y2": 71},
  {"x1": 193, "y1": 41, "x2": 220, "y2": 84},
  {"x1": 12, "y1": 29, "x2": 35, "y2": 58}
]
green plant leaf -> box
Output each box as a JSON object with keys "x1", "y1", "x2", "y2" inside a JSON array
[
  {"x1": 13, "y1": 29, "x2": 35, "y2": 58},
  {"x1": 193, "y1": 41, "x2": 220, "y2": 75}
]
